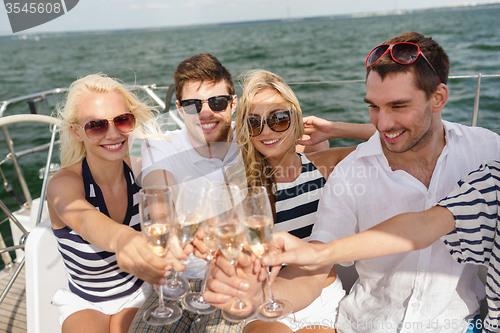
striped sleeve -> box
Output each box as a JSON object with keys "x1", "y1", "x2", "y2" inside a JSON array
[
  {"x1": 439, "y1": 161, "x2": 500, "y2": 265},
  {"x1": 439, "y1": 160, "x2": 500, "y2": 332}
]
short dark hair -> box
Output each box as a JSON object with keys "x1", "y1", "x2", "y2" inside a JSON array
[
  {"x1": 173, "y1": 53, "x2": 235, "y2": 100},
  {"x1": 366, "y1": 31, "x2": 449, "y2": 99}
]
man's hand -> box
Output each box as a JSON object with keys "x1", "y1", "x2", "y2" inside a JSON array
[
  {"x1": 192, "y1": 228, "x2": 212, "y2": 260},
  {"x1": 299, "y1": 116, "x2": 335, "y2": 146},
  {"x1": 166, "y1": 232, "x2": 201, "y2": 273},
  {"x1": 263, "y1": 231, "x2": 328, "y2": 271},
  {"x1": 300, "y1": 116, "x2": 376, "y2": 145}
]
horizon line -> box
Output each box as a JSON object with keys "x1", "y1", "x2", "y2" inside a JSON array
[{"x1": 1, "y1": 1, "x2": 500, "y2": 38}]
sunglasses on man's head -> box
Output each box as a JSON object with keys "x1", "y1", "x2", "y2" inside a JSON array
[
  {"x1": 365, "y1": 42, "x2": 442, "y2": 83},
  {"x1": 73, "y1": 113, "x2": 136, "y2": 140},
  {"x1": 248, "y1": 110, "x2": 292, "y2": 137},
  {"x1": 179, "y1": 95, "x2": 233, "y2": 115}
]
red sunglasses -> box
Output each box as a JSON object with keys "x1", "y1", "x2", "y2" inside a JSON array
[
  {"x1": 365, "y1": 42, "x2": 442, "y2": 83},
  {"x1": 73, "y1": 113, "x2": 136, "y2": 140}
]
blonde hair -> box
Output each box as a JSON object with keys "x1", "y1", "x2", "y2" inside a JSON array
[
  {"x1": 233, "y1": 69, "x2": 304, "y2": 208},
  {"x1": 55, "y1": 73, "x2": 157, "y2": 167}
]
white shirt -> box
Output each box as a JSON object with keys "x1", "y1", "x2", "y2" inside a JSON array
[
  {"x1": 141, "y1": 126, "x2": 243, "y2": 279},
  {"x1": 311, "y1": 121, "x2": 500, "y2": 333},
  {"x1": 141, "y1": 126, "x2": 241, "y2": 185}
]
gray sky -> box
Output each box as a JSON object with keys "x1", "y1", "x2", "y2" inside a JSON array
[{"x1": 0, "y1": 0, "x2": 497, "y2": 35}]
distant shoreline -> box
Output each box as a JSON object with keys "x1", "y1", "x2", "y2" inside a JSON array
[{"x1": 2, "y1": 2, "x2": 500, "y2": 41}]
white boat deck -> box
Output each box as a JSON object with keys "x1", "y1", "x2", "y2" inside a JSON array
[{"x1": 0, "y1": 263, "x2": 26, "y2": 333}]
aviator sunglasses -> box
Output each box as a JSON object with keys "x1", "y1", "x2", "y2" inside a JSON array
[
  {"x1": 73, "y1": 113, "x2": 136, "y2": 140},
  {"x1": 248, "y1": 110, "x2": 292, "y2": 137},
  {"x1": 179, "y1": 95, "x2": 233, "y2": 114},
  {"x1": 365, "y1": 42, "x2": 442, "y2": 83}
]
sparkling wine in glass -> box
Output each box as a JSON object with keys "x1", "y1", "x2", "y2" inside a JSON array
[
  {"x1": 163, "y1": 178, "x2": 209, "y2": 300},
  {"x1": 209, "y1": 184, "x2": 257, "y2": 323},
  {"x1": 182, "y1": 219, "x2": 219, "y2": 314},
  {"x1": 139, "y1": 187, "x2": 182, "y2": 326},
  {"x1": 243, "y1": 186, "x2": 292, "y2": 321},
  {"x1": 245, "y1": 215, "x2": 273, "y2": 258}
]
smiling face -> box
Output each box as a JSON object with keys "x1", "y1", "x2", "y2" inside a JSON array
[
  {"x1": 365, "y1": 70, "x2": 437, "y2": 155},
  {"x1": 249, "y1": 89, "x2": 296, "y2": 164},
  {"x1": 72, "y1": 91, "x2": 131, "y2": 163},
  {"x1": 177, "y1": 80, "x2": 236, "y2": 147}
]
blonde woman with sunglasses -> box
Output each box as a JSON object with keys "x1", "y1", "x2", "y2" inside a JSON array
[
  {"x1": 233, "y1": 69, "x2": 374, "y2": 333},
  {"x1": 47, "y1": 74, "x2": 169, "y2": 333}
]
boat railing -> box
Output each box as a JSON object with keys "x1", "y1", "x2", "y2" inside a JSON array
[
  {"x1": 0, "y1": 84, "x2": 182, "y2": 212},
  {"x1": 0, "y1": 84, "x2": 181, "y2": 307},
  {"x1": 286, "y1": 73, "x2": 500, "y2": 128},
  {"x1": 0, "y1": 114, "x2": 61, "y2": 305}
]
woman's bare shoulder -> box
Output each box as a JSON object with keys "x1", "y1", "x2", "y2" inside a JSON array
[{"x1": 48, "y1": 162, "x2": 83, "y2": 193}]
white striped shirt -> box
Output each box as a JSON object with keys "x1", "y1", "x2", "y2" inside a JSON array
[{"x1": 440, "y1": 160, "x2": 500, "y2": 333}]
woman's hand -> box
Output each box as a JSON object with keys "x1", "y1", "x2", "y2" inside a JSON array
[
  {"x1": 203, "y1": 252, "x2": 266, "y2": 308},
  {"x1": 115, "y1": 230, "x2": 172, "y2": 285}
]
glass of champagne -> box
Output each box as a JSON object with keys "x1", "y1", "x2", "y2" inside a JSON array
[
  {"x1": 139, "y1": 186, "x2": 182, "y2": 325},
  {"x1": 182, "y1": 218, "x2": 218, "y2": 314},
  {"x1": 210, "y1": 183, "x2": 257, "y2": 323},
  {"x1": 163, "y1": 178, "x2": 209, "y2": 300},
  {"x1": 243, "y1": 186, "x2": 292, "y2": 321}
]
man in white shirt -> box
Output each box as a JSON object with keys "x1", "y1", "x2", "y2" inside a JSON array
[
  {"x1": 131, "y1": 53, "x2": 246, "y2": 333},
  {"x1": 205, "y1": 31, "x2": 500, "y2": 333},
  {"x1": 141, "y1": 52, "x2": 243, "y2": 285}
]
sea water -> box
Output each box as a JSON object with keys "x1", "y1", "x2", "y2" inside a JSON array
[{"x1": 0, "y1": 5, "x2": 499, "y2": 248}]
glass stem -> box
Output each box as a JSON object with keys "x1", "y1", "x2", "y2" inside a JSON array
[
  {"x1": 231, "y1": 259, "x2": 245, "y2": 310},
  {"x1": 170, "y1": 240, "x2": 186, "y2": 285},
  {"x1": 171, "y1": 271, "x2": 179, "y2": 285},
  {"x1": 156, "y1": 284, "x2": 166, "y2": 314},
  {"x1": 155, "y1": 254, "x2": 172, "y2": 316},
  {"x1": 266, "y1": 268, "x2": 278, "y2": 310},
  {"x1": 200, "y1": 256, "x2": 212, "y2": 295}
]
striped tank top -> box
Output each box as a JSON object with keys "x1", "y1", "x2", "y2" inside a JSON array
[
  {"x1": 274, "y1": 153, "x2": 326, "y2": 241},
  {"x1": 52, "y1": 158, "x2": 144, "y2": 302}
]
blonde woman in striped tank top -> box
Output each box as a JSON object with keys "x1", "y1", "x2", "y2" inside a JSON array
[
  {"x1": 47, "y1": 74, "x2": 167, "y2": 333},
  {"x1": 233, "y1": 69, "x2": 374, "y2": 333}
]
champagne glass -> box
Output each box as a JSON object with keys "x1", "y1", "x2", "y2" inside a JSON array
[
  {"x1": 243, "y1": 186, "x2": 292, "y2": 321},
  {"x1": 139, "y1": 187, "x2": 182, "y2": 325},
  {"x1": 163, "y1": 178, "x2": 209, "y2": 300},
  {"x1": 210, "y1": 184, "x2": 257, "y2": 323},
  {"x1": 181, "y1": 218, "x2": 218, "y2": 314}
]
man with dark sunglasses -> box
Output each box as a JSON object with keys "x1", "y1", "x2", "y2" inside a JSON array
[
  {"x1": 141, "y1": 53, "x2": 241, "y2": 188},
  {"x1": 131, "y1": 53, "x2": 245, "y2": 333},
  {"x1": 205, "y1": 31, "x2": 500, "y2": 333}
]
